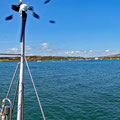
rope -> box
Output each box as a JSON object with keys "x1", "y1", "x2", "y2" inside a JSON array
[
  {"x1": 25, "y1": 57, "x2": 46, "y2": 120},
  {"x1": 6, "y1": 63, "x2": 20, "y2": 98}
]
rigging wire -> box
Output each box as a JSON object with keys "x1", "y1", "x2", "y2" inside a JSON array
[
  {"x1": 11, "y1": 78, "x2": 19, "y2": 115},
  {"x1": 25, "y1": 57, "x2": 46, "y2": 120},
  {"x1": 6, "y1": 63, "x2": 20, "y2": 98},
  {"x1": 22, "y1": 84, "x2": 24, "y2": 120}
]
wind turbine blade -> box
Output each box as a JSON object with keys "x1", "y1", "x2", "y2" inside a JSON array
[
  {"x1": 12, "y1": 5, "x2": 20, "y2": 12},
  {"x1": 33, "y1": 12, "x2": 40, "y2": 19},
  {"x1": 5, "y1": 15, "x2": 13, "y2": 20},
  {"x1": 28, "y1": 6, "x2": 34, "y2": 11},
  {"x1": 49, "y1": 20, "x2": 56, "y2": 24},
  {"x1": 20, "y1": 12, "x2": 27, "y2": 42},
  {"x1": 44, "y1": 0, "x2": 51, "y2": 4}
]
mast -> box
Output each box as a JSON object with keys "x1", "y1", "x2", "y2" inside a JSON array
[
  {"x1": 17, "y1": 26, "x2": 24, "y2": 120},
  {"x1": 17, "y1": 0, "x2": 25, "y2": 120}
]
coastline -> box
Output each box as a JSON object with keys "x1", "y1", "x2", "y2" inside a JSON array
[{"x1": 0, "y1": 55, "x2": 120, "y2": 61}]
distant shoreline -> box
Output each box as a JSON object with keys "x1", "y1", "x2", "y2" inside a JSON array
[
  {"x1": 0, "y1": 56, "x2": 85, "y2": 61},
  {"x1": 0, "y1": 55, "x2": 120, "y2": 61}
]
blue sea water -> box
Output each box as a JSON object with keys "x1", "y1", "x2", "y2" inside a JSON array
[{"x1": 0, "y1": 60, "x2": 120, "y2": 120}]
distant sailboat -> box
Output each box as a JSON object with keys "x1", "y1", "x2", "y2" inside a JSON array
[{"x1": 37, "y1": 60, "x2": 42, "y2": 62}]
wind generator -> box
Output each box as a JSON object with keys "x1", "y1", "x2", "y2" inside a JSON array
[{"x1": 0, "y1": 0, "x2": 55, "y2": 120}]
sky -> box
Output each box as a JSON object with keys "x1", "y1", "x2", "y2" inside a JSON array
[{"x1": 0, "y1": 0, "x2": 120, "y2": 57}]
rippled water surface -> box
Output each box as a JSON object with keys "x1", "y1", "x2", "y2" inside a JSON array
[{"x1": 0, "y1": 60, "x2": 120, "y2": 120}]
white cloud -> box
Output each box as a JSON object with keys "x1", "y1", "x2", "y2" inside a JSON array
[
  {"x1": 65, "y1": 50, "x2": 82, "y2": 55},
  {"x1": 105, "y1": 49, "x2": 110, "y2": 53},
  {"x1": 40, "y1": 43, "x2": 50, "y2": 49},
  {"x1": 46, "y1": 49, "x2": 53, "y2": 52},
  {"x1": 25, "y1": 46, "x2": 32, "y2": 51},
  {"x1": 10, "y1": 48, "x2": 19, "y2": 52},
  {"x1": 4, "y1": 44, "x2": 120, "y2": 57},
  {"x1": 4, "y1": 46, "x2": 33, "y2": 55},
  {"x1": 5, "y1": 48, "x2": 19, "y2": 53},
  {"x1": 63, "y1": 49, "x2": 120, "y2": 57},
  {"x1": 76, "y1": 51, "x2": 80, "y2": 54},
  {"x1": 64, "y1": 51, "x2": 69, "y2": 55},
  {"x1": 64, "y1": 50, "x2": 94, "y2": 56},
  {"x1": 89, "y1": 50, "x2": 94, "y2": 53}
]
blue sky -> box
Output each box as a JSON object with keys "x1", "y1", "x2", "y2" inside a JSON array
[{"x1": 0, "y1": 0, "x2": 120, "y2": 57}]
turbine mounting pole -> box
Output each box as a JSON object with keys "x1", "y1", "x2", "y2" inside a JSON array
[{"x1": 17, "y1": 0, "x2": 26, "y2": 120}]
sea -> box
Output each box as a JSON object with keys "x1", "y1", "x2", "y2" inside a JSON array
[{"x1": 0, "y1": 59, "x2": 120, "y2": 120}]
